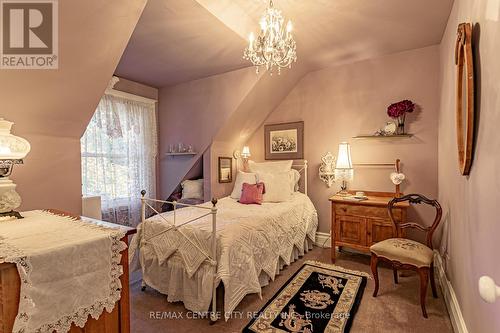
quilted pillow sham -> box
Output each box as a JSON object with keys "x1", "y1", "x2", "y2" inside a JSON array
[
  {"x1": 257, "y1": 172, "x2": 293, "y2": 202},
  {"x1": 248, "y1": 160, "x2": 293, "y2": 174}
]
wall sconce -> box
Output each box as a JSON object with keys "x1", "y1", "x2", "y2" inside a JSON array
[
  {"x1": 319, "y1": 152, "x2": 336, "y2": 187},
  {"x1": 233, "y1": 146, "x2": 251, "y2": 171},
  {"x1": 334, "y1": 142, "x2": 353, "y2": 196},
  {"x1": 0, "y1": 118, "x2": 31, "y2": 219},
  {"x1": 241, "y1": 146, "x2": 251, "y2": 160}
]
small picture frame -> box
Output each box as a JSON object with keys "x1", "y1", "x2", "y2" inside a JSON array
[
  {"x1": 264, "y1": 121, "x2": 304, "y2": 160},
  {"x1": 218, "y1": 157, "x2": 233, "y2": 183}
]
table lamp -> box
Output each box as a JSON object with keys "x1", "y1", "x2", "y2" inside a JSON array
[
  {"x1": 334, "y1": 142, "x2": 353, "y2": 196},
  {"x1": 0, "y1": 118, "x2": 31, "y2": 219}
]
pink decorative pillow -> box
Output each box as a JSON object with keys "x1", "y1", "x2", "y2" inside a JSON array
[{"x1": 239, "y1": 182, "x2": 265, "y2": 205}]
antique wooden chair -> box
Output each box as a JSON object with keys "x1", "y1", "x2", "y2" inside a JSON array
[{"x1": 370, "y1": 193, "x2": 443, "y2": 318}]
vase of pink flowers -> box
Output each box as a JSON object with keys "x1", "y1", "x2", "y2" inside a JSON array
[{"x1": 387, "y1": 99, "x2": 415, "y2": 135}]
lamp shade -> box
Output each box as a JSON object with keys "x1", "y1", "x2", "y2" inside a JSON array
[
  {"x1": 335, "y1": 142, "x2": 353, "y2": 169},
  {"x1": 0, "y1": 118, "x2": 31, "y2": 160},
  {"x1": 241, "y1": 146, "x2": 251, "y2": 158}
]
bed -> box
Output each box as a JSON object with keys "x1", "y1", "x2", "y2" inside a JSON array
[{"x1": 129, "y1": 161, "x2": 318, "y2": 321}]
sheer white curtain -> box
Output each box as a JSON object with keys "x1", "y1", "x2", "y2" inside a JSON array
[{"x1": 81, "y1": 94, "x2": 157, "y2": 226}]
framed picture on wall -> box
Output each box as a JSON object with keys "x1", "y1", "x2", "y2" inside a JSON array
[
  {"x1": 264, "y1": 121, "x2": 304, "y2": 160},
  {"x1": 218, "y1": 157, "x2": 233, "y2": 183}
]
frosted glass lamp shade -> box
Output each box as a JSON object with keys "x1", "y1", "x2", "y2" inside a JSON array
[
  {"x1": 241, "y1": 146, "x2": 251, "y2": 159},
  {"x1": 334, "y1": 168, "x2": 354, "y2": 182},
  {"x1": 0, "y1": 118, "x2": 31, "y2": 160}
]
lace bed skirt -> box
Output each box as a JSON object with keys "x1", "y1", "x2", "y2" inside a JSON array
[{"x1": 141, "y1": 237, "x2": 315, "y2": 315}]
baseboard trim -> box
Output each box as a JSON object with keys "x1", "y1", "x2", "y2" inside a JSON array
[
  {"x1": 315, "y1": 232, "x2": 331, "y2": 248},
  {"x1": 434, "y1": 252, "x2": 468, "y2": 333}
]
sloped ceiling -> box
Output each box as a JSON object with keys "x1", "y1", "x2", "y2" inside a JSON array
[
  {"x1": 116, "y1": 0, "x2": 454, "y2": 87},
  {"x1": 115, "y1": 0, "x2": 249, "y2": 87}
]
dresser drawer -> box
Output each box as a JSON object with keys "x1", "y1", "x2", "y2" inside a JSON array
[{"x1": 335, "y1": 204, "x2": 402, "y2": 220}]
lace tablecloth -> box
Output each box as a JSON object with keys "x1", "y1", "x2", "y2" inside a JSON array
[{"x1": 0, "y1": 210, "x2": 127, "y2": 333}]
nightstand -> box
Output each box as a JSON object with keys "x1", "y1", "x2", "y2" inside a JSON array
[{"x1": 329, "y1": 191, "x2": 409, "y2": 262}]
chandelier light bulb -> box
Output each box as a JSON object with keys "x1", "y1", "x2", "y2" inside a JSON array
[
  {"x1": 260, "y1": 18, "x2": 267, "y2": 32},
  {"x1": 286, "y1": 20, "x2": 293, "y2": 33},
  {"x1": 249, "y1": 33, "x2": 255, "y2": 50}
]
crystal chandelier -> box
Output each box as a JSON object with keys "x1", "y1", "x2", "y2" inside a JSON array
[{"x1": 243, "y1": 0, "x2": 297, "y2": 74}]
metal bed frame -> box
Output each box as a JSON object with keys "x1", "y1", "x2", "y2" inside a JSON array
[{"x1": 139, "y1": 160, "x2": 308, "y2": 322}]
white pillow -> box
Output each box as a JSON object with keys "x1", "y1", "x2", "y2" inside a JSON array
[
  {"x1": 248, "y1": 160, "x2": 293, "y2": 174},
  {"x1": 257, "y1": 172, "x2": 293, "y2": 202},
  {"x1": 230, "y1": 171, "x2": 257, "y2": 199},
  {"x1": 181, "y1": 179, "x2": 204, "y2": 200}
]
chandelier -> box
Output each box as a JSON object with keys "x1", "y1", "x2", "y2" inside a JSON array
[{"x1": 243, "y1": 0, "x2": 297, "y2": 74}]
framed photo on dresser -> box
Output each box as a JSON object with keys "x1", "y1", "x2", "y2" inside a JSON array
[{"x1": 264, "y1": 121, "x2": 304, "y2": 160}]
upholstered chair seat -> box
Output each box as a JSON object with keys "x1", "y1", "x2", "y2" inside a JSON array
[
  {"x1": 370, "y1": 238, "x2": 433, "y2": 268},
  {"x1": 370, "y1": 194, "x2": 443, "y2": 318}
]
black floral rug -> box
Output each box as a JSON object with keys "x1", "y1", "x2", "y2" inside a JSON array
[{"x1": 243, "y1": 261, "x2": 368, "y2": 333}]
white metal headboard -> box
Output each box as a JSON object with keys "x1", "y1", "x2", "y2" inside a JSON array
[{"x1": 292, "y1": 160, "x2": 308, "y2": 195}]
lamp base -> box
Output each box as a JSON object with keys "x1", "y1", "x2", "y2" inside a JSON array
[
  {"x1": 336, "y1": 189, "x2": 352, "y2": 197},
  {"x1": 336, "y1": 180, "x2": 351, "y2": 196},
  {"x1": 0, "y1": 210, "x2": 23, "y2": 219}
]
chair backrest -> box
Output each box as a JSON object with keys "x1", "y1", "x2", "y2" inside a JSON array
[{"x1": 388, "y1": 194, "x2": 443, "y2": 249}]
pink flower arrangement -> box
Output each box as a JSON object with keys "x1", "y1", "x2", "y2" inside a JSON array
[{"x1": 387, "y1": 100, "x2": 415, "y2": 135}]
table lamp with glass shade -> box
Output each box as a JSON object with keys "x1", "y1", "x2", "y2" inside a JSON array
[
  {"x1": 334, "y1": 142, "x2": 354, "y2": 196},
  {"x1": 0, "y1": 118, "x2": 31, "y2": 219}
]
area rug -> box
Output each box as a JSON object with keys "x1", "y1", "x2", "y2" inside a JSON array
[{"x1": 243, "y1": 261, "x2": 369, "y2": 333}]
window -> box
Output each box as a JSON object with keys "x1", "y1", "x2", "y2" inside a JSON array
[{"x1": 81, "y1": 94, "x2": 157, "y2": 226}]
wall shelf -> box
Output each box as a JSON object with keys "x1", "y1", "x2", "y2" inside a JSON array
[
  {"x1": 353, "y1": 134, "x2": 413, "y2": 139},
  {"x1": 165, "y1": 152, "x2": 197, "y2": 157}
]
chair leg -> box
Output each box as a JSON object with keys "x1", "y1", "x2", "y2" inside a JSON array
[
  {"x1": 393, "y1": 266, "x2": 398, "y2": 284},
  {"x1": 430, "y1": 262, "x2": 438, "y2": 298},
  {"x1": 371, "y1": 253, "x2": 379, "y2": 297},
  {"x1": 418, "y1": 267, "x2": 430, "y2": 318}
]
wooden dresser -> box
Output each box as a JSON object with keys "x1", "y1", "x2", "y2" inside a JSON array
[
  {"x1": 0, "y1": 210, "x2": 136, "y2": 333},
  {"x1": 329, "y1": 191, "x2": 409, "y2": 262}
]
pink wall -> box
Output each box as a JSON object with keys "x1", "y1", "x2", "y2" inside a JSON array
[
  {"x1": 0, "y1": 0, "x2": 146, "y2": 214},
  {"x1": 157, "y1": 67, "x2": 260, "y2": 199},
  {"x1": 438, "y1": 0, "x2": 500, "y2": 331},
  {"x1": 247, "y1": 46, "x2": 440, "y2": 233}
]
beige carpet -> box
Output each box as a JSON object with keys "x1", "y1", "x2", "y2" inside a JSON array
[{"x1": 130, "y1": 248, "x2": 453, "y2": 333}]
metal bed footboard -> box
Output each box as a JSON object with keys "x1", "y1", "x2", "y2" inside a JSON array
[{"x1": 139, "y1": 190, "x2": 219, "y2": 322}]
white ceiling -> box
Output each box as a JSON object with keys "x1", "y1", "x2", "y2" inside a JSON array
[{"x1": 115, "y1": 0, "x2": 454, "y2": 87}]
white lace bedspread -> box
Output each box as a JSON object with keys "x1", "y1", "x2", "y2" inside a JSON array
[
  {"x1": 0, "y1": 210, "x2": 127, "y2": 333},
  {"x1": 130, "y1": 192, "x2": 318, "y2": 319}
]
